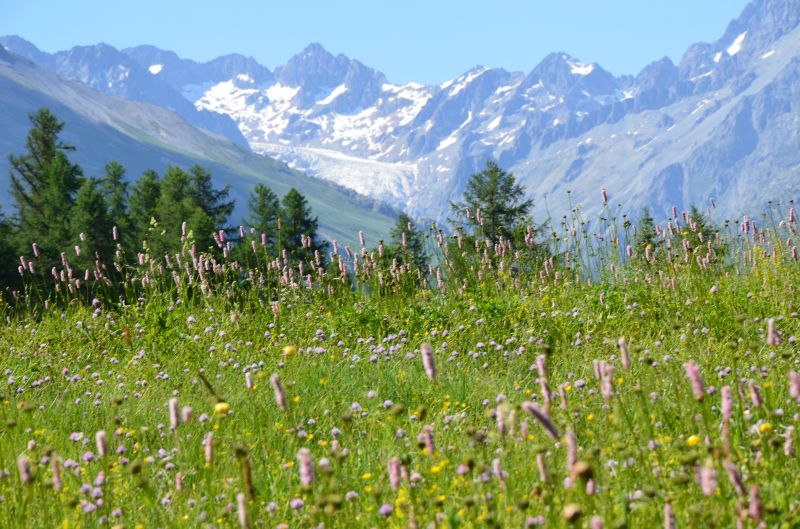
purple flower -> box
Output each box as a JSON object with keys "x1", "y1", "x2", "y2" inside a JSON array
[{"x1": 378, "y1": 504, "x2": 393, "y2": 517}]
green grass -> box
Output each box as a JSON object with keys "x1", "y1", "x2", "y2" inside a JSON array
[{"x1": 0, "y1": 205, "x2": 798, "y2": 528}]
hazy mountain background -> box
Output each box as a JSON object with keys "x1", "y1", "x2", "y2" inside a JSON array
[
  {"x1": 0, "y1": 48, "x2": 396, "y2": 244},
  {"x1": 2, "y1": 0, "x2": 800, "y2": 228}
]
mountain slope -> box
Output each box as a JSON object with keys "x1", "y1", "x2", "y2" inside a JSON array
[
  {"x1": 0, "y1": 51, "x2": 396, "y2": 245},
  {"x1": 4, "y1": 0, "x2": 800, "y2": 222}
]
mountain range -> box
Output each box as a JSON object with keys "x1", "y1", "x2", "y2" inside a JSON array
[
  {"x1": 3, "y1": 0, "x2": 800, "y2": 225},
  {"x1": 0, "y1": 43, "x2": 396, "y2": 245}
]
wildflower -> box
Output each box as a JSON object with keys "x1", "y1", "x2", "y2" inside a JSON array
[
  {"x1": 566, "y1": 428, "x2": 578, "y2": 473},
  {"x1": 749, "y1": 380, "x2": 763, "y2": 407},
  {"x1": 270, "y1": 374, "x2": 288, "y2": 411},
  {"x1": 618, "y1": 338, "x2": 631, "y2": 370},
  {"x1": 214, "y1": 402, "x2": 230, "y2": 415},
  {"x1": 790, "y1": 372, "x2": 800, "y2": 400},
  {"x1": 204, "y1": 432, "x2": 214, "y2": 464},
  {"x1": 683, "y1": 361, "x2": 705, "y2": 401},
  {"x1": 168, "y1": 398, "x2": 180, "y2": 430},
  {"x1": 536, "y1": 453, "x2": 548, "y2": 482},
  {"x1": 387, "y1": 457, "x2": 402, "y2": 490},
  {"x1": 17, "y1": 455, "x2": 32, "y2": 484},
  {"x1": 664, "y1": 502, "x2": 676, "y2": 529},
  {"x1": 521, "y1": 401, "x2": 560, "y2": 440},
  {"x1": 748, "y1": 484, "x2": 762, "y2": 522},
  {"x1": 699, "y1": 458, "x2": 716, "y2": 496},
  {"x1": 422, "y1": 425, "x2": 436, "y2": 455},
  {"x1": 51, "y1": 455, "x2": 62, "y2": 491},
  {"x1": 687, "y1": 435, "x2": 701, "y2": 447},
  {"x1": 378, "y1": 503, "x2": 393, "y2": 517},
  {"x1": 297, "y1": 448, "x2": 315, "y2": 487},
  {"x1": 95, "y1": 430, "x2": 108, "y2": 458},
  {"x1": 767, "y1": 318, "x2": 781, "y2": 346},
  {"x1": 723, "y1": 460, "x2": 745, "y2": 496},
  {"x1": 282, "y1": 345, "x2": 296, "y2": 356},
  {"x1": 591, "y1": 515, "x2": 603, "y2": 529},
  {"x1": 421, "y1": 343, "x2": 436, "y2": 380},
  {"x1": 290, "y1": 498, "x2": 304, "y2": 511},
  {"x1": 759, "y1": 422, "x2": 773, "y2": 433},
  {"x1": 786, "y1": 427, "x2": 795, "y2": 457}
]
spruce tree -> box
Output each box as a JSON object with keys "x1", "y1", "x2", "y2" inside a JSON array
[
  {"x1": 389, "y1": 212, "x2": 427, "y2": 269},
  {"x1": 9, "y1": 108, "x2": 83, "y2": 265},
  {"x1": 100, "y1": 161, "x2": 130, "y2": 250},
  {"x1": 634, "y1": 208, "x2": 657, "y2": 253},
  {"x1": 247, "y1": 183, "x2": 282, "y2": 253},
  {"x1": 280, "y1": 188, "x2": 326, "y2": 260},
  {"x1": 71, "y1": 178, "x2": 115, "y2": 268},
  {"x1": 128, "y1": 169, "x2": 162, "y2": 248},
  {"x1": 0, "y1": 211, "x2": 17, "y2": 289},
  {"x1": 450, "y1": 160, "x2": 532, "y2": 242},
  {"x1": 188, "y1": 165, "x2": 234, "y2": 229}
]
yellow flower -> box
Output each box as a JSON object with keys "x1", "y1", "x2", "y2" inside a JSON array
[
  {"x1": 361, "y1": 472, "x2": 372, "y2": 479},
  {"x1": 759, "y1": 422, "x2": 773, "y2": 433},
  {"x1": 214, "y1": 402, "x2": 230, "y2": 415},
  {"x1": 282, "y1": 345, "x2": 297, "y2": 356},
  {"x1": 687, "y1": 435, "x2": 701, "y2": 447}
]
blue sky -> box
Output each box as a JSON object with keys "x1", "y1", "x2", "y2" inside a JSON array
[{"x1": 2, "y1": 0, "x2": 750, "y2": 84}]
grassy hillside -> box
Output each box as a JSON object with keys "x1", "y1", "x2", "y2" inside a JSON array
[
  {"x1": 0, "y1": 55, "x2": 396, "y2": 245},
  {"x1": 0, "y1": 201, "x2": 797, "y2": 528}
]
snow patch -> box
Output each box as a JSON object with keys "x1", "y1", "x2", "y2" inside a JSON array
[
  {"x1": 266, "y1": 83, "x2": 300, "y2": 102},
  {"x1": 713, "y1": 52, "x2": 723, "y2": 63},
  {"x1": 726, "y1": 32, "x2": 746, "y2": 56},
  {"x1": 449, "y1": 67, "x2": 487, "y2": 96},
  {"x1": 148, "y1": 64, "x2": 163, "y2": 75},
  {"x1": 761, "y1": 50, "x2": 775, "y2": 59},
  {"x1": 486, "y1": 116, "x2": 501, "y2": 131},
  {"x1": 317, "y1": 84, "x2": 348, "y2": 105},
  {"x1": 566, "y1": 57, "x2": 595, "y2": 76},
  {"x1": 236, "y1": 74, "x2": 254, "y2": 83}
]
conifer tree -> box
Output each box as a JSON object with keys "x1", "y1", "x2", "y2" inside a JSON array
[
  {"x1": 247, "y1": 183, "x2": 282, "y2": 253},
  {"x1": 634, "y1": 207, "x2": 657, "y2": 253},
  {"x1": 71, "y1": 178, "x2": 115, "y2": 268},
  {"x1": 128, "y1": 169, "x2": 162, "y2": 248},
  {"x1": 389, "y1": 212, "x2": 427, "y2": 269},
  {"x1": 9, "y1": 108, "x2": 83, "y2": 265},
  {"x1": 280, "y1": 187, "x2": 326, "y2": 260},
  {"x1": 450, "y1": 160, "x2": 532, "y2": 242}
]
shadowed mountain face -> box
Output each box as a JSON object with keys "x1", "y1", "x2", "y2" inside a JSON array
[
  {"x1": 4, "y1": 0, "x2": 800, "y2": 223},
  {"x1": 0, "y1": 52, "x2": 396, "y2": 245}
]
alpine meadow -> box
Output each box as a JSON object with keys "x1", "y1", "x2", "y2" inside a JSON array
[{"x1": 1, "y1": 1, "x2": 800, "y2": 528}]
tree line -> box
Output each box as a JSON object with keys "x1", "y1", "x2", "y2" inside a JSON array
[
  {"x1": 0, "y1": 109, "x2": 340, "y2": 287},
  {"x1": 1, "y1": 108, "x2": 718, "y2": 297}
]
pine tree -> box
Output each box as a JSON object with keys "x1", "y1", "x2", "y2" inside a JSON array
[
  {"x1": 188, "y1": 165, "x2": 234, "y2": 229},
  {"x1": 280, "y1": 188, "x2": 326, "y2": 260},
  {"x1": 128, "y1": 169, "x2": 162, "y2": 250},
  {"x1": 0, "y1": 211, "x2": 17, "y2": 289},
  {"x1": 247, "y1": 183, "x2": 282, "y2": 253},
  {"x1": 9, "y1": 108, "x2": 84, "y2": 265},
  {"x1": 389, "y1": 212, "x2": 427, "y2": 269},
  {"x1": 71, "y1": 178, "x2": 115, "y2": 268},
  {"x1": 450, "y1": 160, "x2": 533, "y2": 242},
  {"x1": 634, "y1": 208, "x2": 657, "y2": 253},
  {"x1": 100, "y1": 161, "x2": 130, "y2": 250},
  {"x1": 142, "y1": 166, "x2": 233, "y2": 257}
]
